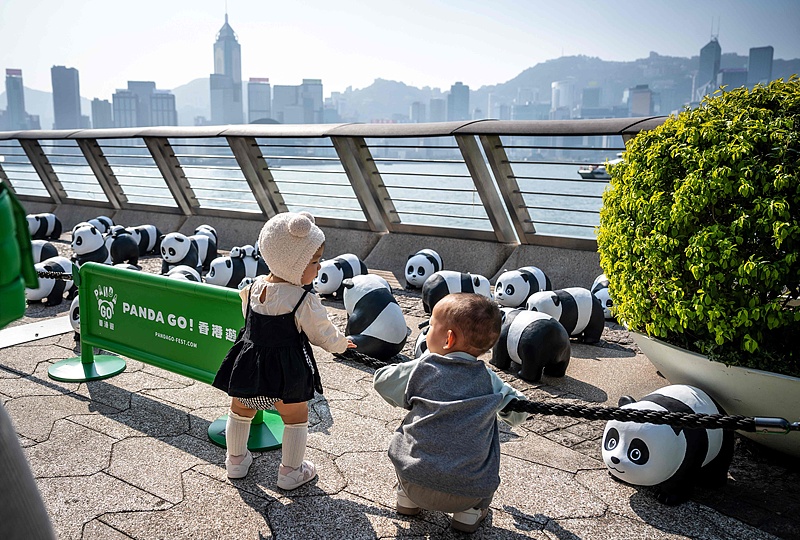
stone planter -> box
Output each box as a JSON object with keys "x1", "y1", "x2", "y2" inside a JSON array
[{"x1": 630, "y1": 332, "x2": 800, "y2": 458}]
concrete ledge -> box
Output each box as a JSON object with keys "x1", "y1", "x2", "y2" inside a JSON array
[
  {"x1": 364, "y1": 232, "x2": 516, "y2": 284},
  {"x1": 494, "y1": 244, "x2": 602, "y2": 290}
]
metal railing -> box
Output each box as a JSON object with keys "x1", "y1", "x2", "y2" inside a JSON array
[{"x1": 0, "y1": 117, "x2": 666, "y2": 250}]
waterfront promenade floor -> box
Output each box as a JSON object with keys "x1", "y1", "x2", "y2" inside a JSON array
[{"x1": 2, "y1": 254, "x2": 798, "y2": 539}]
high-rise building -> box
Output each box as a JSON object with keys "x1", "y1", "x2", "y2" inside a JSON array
[
  {"x1": 112, "y1": 90, "x2": 138, "y2": 128},
  {"x1": 717, "y1": 69, "x2": 748, "y2": 90},
  {"x1": 429, "y1": 98, "x2": 446, "y2": 122},
  {"x1": 210, "y1": 13, "x2": 244, "y2": 124},
  {"x1": 270, "y1": 81, "x2": 324, "y2": 124},
  {"x1": 91, "y1": 98, "x2": 113, "y2": 128},
  {"x1": 748, "y1": 46, "x2": 774, "y2": 87},
  {"x1": 300, "y1": 79, "x2": 323, "y2": 124},
  {"x1": 4, "y1": 69, "x2": 27, "y2": 131},
  {"x1": 272, "y1": 85, "x2": 299, "y2": 123},
  {"x1": 247, "y1": 78, "x2": 271, "y2": 123},
  {"x1": 625, "y1": 84, "x2": 656, "y2": 116},
  {"x1": 127, "y1": 81, "x2": 156, "y2": 127},
  {"x1": 696, "y1": 37, "x2": 721, "y2": 99},
  {"x1": 151, "y1": 91, "x2": 178, "y2": 126},
  {"x1": 446, "y1": 82, "x2": 469, "y2": 121},
  {"x1": 551, "y1": 80, "x2": 575, "y2": 113},
  {"x1": 51, "y1": 66, "x2": 82, "y2": 129},
  {"x1": 409, "y1": 101, "x2": 426, "y2": 123}
]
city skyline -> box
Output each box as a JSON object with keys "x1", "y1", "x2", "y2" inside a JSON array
[{"x1": 1, "y1": 0, "x2": 799, "y2": 102}]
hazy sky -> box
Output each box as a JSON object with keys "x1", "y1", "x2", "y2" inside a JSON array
[{"x1": 1, "y1": 0, "x2": 799, "y2": 100}]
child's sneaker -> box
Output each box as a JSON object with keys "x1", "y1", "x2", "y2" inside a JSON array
[
  {"x1": 225, "y1": 451, "x2": 253, "y2": 479},
  {"x1": 451, "y1": 507, "x2": 489, "y2": 533},
  {"x1": 395, "y1": 483, "x2": 421, "y2": 516},
  {"x1": 277, "y1": 460, "x2": 317, "y2": 490}
]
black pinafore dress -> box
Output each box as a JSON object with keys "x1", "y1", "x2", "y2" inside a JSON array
[{"x1": 212, "y1": 288, "x2": 323, "y2": 405}]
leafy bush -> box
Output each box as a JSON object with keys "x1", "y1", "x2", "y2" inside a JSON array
[{"x1": 597, "y1": 77, "x2": 800, "y2": 377}]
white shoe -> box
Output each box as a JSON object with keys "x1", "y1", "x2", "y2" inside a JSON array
[
  {"x1": 277, "y1": 460, "x2": 317, "y2": 490},
  {"x1": 225, "y1": 451, "x2": 253, "y2": 479},
  {"x1": 451, "y1": 507, "x2": 489, "y2": 533}
]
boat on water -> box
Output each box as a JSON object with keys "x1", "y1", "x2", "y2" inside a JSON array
[{"x1": 578, "y1": 154, "x2": 623, "y2": 180}]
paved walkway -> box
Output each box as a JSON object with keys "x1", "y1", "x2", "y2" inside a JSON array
[{"x1": 2, "y1": 269, "x2": 798, "y2": 539}]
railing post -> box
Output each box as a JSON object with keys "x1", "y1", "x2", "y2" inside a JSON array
[
  {"x1": 331, "y1": 136, "x2": 393, "y2": 233},
  {"x1": 455, "y1": 134, "x2": 518, "y2": 244},
  {"x1": 18, "y1": 139, "x2": 67, "y2": 204},
  {"x1": 76, "y1": 138, "x2": 128, "y2": 210},
  {"x1": 226, "y1": 136, "x2": 284, "y2": 218},
  {"x1": 143, "y1": 137, "x2": 199, "y2": 216},
  {"x1": 479, "y1": 134, "x2": 537, "y2": 244}
]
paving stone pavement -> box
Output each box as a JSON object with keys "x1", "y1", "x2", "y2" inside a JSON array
[{"x1": 2, "y1": 247, "x2": 798, "y2": 539}]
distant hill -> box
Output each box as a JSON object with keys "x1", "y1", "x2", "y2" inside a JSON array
[{"x1": 171, "y1": 77, "x2": 210, "y2": 126}]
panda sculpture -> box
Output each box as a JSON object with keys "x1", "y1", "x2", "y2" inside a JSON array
[
  {"x1": 314, "y1": 253, "x2": 368, "y2": 298},
  {"x1": 526, "y1": 287, "x2": 605, "y2": 344},
  {"x1": 160, "y1": 232, "x2": 202, "y2": 275},
  {"x1": 238, "y1": 276, "x2": 256, "y2": 290},
  {"x1": 602, "y1": 384, "x2": 734, "y2": 505},
  {"x1": 166, "y1": 265, "x2": 202, "y2": 282},
  {"x1": 491, "y1": 308, "x2": 571, "y2": 383},
  {"x1": 31, "y1": 240, "x2": 59, "y2": 263},
  {"x1": 189, "y1": 233, "x2": 218, "y2": 271},
  {"x1": 494, "y1": 266, "x2": 552, "y2": 308},
  {"x1": 194, "y1": 224, "x2": 218, "y2": 244},
  {"x1": 343, "y1": 274, "x2": 409, "y2": 360},
  {"x1": 413, "y1": 326, "x2": 430, "y2": 358},
  {"x1": 591, "y1": 274, "x2": 614, "y2": 320},
  {"x1": 114, "y1": 263, "x2": 142, "y2": 271},
  {"x1": 25, "y1": 256, "x2": 76, "y2": 306},
  {"x1": 405, "y1": 249, "x2": 443, "y2": 289},
  {"x1": 421, "y1": 270, "x2": 492, "y2": 315},
  {"x1": 230, "y1": 244, "x2": 270, "y2": 277},
  {"x1": 205, "y1": 255, "x2": 265, "y2": 288},
  {"x1": 71, "y1": 224, "x2": 111, "y2": 266},
  {"x1": 88, "y1": 216, "x2": 114, "y2": 234},
  {"x1": 27, "y1": 213, "x2": 62, "y2": 240},
  {"x1": 127, "y1": 224, "x2": 162, "y2": 256},
  {"x1": 68, "y1": 295, "x2": 81, "y2": 340},
  {"x1": 103, "y1": 226, "x2": 140, "y2": 266}
]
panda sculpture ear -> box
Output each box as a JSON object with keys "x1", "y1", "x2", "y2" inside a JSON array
[
  {"x1": 175, "y1": 236, "x2": 185, "y2": 243},
  {"x1": 618, "y1": 395, "x2": 636, "y2": 406},
  {"x1": 334, "y1": 261, "x2": 343, "y2": 270},
  {"x1": 342, "y1": 279, "x2": 355, "y2": 289},
  {"x1": 521, "y1": 274, "x2": 529, "y2": 282}
]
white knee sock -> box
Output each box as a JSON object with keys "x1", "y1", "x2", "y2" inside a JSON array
[
  {"x1": 281, "y1": 422, "x2": 308, "y2": 469},
  {"x1": 225, "y1": 410, "x2": 252, "y2": 457}
]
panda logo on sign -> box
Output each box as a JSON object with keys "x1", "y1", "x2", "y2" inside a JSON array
[
  {"x1": 494, "y1": 266, "x2": 551, "y2": 308},
  {"x1": 404, "y1": 249, "x2": 443, "y2": 289},
  {"x1": 602, "y1": 384, "x2": 734, "y2": 505},
  {"x1": 314, "y1": 253, "x2": 368, "y2": 298},
  {"x1": 526, "y1": 287, "x2": 605, "y2": 344}
]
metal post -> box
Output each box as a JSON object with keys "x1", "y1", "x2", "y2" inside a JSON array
[
  {"x1": 332, "y1": 136, "x2": 392, "y2": 233},
  {"x1": 19, "y1": 139, "x2": 67, "y2": 204},
  {"x1": 76, "y1": 138, "x2": 128, "y2": 210},
  {"x1": 143, "y1": 137, "x2": 198, "y2": 216},
  {"x1": 226, "y1": 136, "x2": 284, "y2": 218}
]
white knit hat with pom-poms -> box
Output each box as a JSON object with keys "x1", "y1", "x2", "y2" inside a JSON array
[{"x1": 258, "y1": 211, "x2": 325, "y2": 286}]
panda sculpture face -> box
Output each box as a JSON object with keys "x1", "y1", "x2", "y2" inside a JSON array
[
  {"x1": 230, "y1": 245, "x2": 256, "y2": 258},
  {"x1": 526, "y1": 290, "x2": 562, "y2": 318},
  {"x1": 602, "y1": 402, "x2": 686, "y2": 486},
  {"x1": 314, "y1": 260, "x2": 345, "y2": 296},
  {"x1": 71, "y1": 224, "x2": 104, "y2": 254},
  {"x1": 405, "y1": 249, "x2": 441, "y2": 288},
  {"x1": 160, "y1": 233, "x2": 191, "y2": 263},
  {"x1": 494, "y1": 270, "x2": 531, "y2": 307},
  {"x1": 594, "y1": 288, "x2": 614, "y2": 319}
]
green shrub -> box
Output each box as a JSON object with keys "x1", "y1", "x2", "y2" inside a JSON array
[{"x1": 597, "y1": 77, "x2": 800, "y2": 377}]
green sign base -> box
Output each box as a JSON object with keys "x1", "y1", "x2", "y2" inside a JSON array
[
  {"x1": 48, "y1": 355, "x2": 127, "y2": 382},
  {"x1": 208, "y1": 410, "x2": 284, "y2": 451}
]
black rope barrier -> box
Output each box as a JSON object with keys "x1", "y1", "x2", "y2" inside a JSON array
[
  {"x1": 333, "y1": 349, "x2": 800, "y2": 434},
  {"x1": 37, "y1": 270, "x2": 73, "y2": 281}
]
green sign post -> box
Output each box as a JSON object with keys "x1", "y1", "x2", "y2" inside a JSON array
[{"x1": 48, "y1": 263, "x2": 283, "y2": 450}]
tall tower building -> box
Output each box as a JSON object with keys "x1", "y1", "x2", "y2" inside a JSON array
[
  {"x1": 300, "y1": 79, "x2": 323, "y2": 124},
  {"x1": 446, "y1": 82, "x2": 469, "y2": 121},
  {"x1": 748, "y1": 46, "x2": 774, "y2": 87},
  {"x1": 91, "y1": 98, "x2": 113, "y2": 129},
  {"x1": 696, "y1": 37, "x2": 721, "y2": 99},
  {"x1": 4, "y1": 69, "x2": 28, "y2": 131},
  {"x1": 127, "y1": 81, "x2": 156, "y2": 127},
  {"x1": 151, "y1": 91, "x2": 178, "y2": 126},
  {"x1": 429, "y1": 98, "x2": 446, "y2": 122},
  {"x1": 210, "y1": 13, "x2": 244, "y2": 124},
  {"x1": 247, "y1": 78, "x2": 271, "y2": 123},
  {"x1": 51, "y1": 66, "x2": 82, "y2": 129},
  {"x1": 112, "y1": 90, "x2": 138, "y2": 128}
]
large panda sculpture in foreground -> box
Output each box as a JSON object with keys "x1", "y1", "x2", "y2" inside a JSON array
[
  {"x1": 314, "y1": 253, "x2": 368, "y2": 298},
  {"x1": 494, "y1": 266, "x2": 551, "y2": 308},
  {"x1": 491, "y1": 308, "x2": 571, "y2": 382},
  {"x1": 602, "y1": 384, "x2": 734, "y2": 505},
  {"x1": 343, "y1": 274, "x2": 408, "y2": 360},
  {"x1": 421, "y1": 270, "x2": 492, "y2": 315},
  {"x1": 526, "y1": 287, "x2": 605, "y2": 344},
  {"x1": 404, "y1": 249, "x2": 443, "y2": 289}
]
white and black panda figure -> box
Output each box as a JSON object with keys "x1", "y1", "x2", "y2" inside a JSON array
[
  {"x1": 194, "y1": 224, "x2": 218, "y2": 244},
  {"x1": 166, "y1": 265, "x2": 202, "y2": 282},
  {"x1": 230, "y1": 244, "x2": 270, "y2": 277},
  {"x1": 126, "y1": 224, "x2": 163, "y2": 256},
  {"x1": 113, "y1": 263, "x2": 141, "y2": 271},
  {"x1": 591, "y1": 274, "x2": 614, "y2": 320},
  {"x1": 414, "y1": 325, "x2": 430, "y2": 358},
  {"x1": 602, "y1": 384, "x2": 734, "y2": 506},
  {"x1": 103, "y1": 226, "x2": 140, "y2": 266},
  {"x1": 160, "y1": 232, "x2": 201, "y2": 275},
  {"x1": 25, "y1": 256, "x2": 76, "y2": 306},
  {"x1": 526, "y1": 287, "x2": 605, "y2": 344},
  {"x1": 27, "y1": 213, "x2": 62, "y2": 240},
  {"x1": 88, "y1": 216, "x2": 114, "y2": 234},
  {"x1": 494, "y1": 266, "x2": 552, "y2": 308},
  {"x1": 189, "y1": 233, "x2": 217, "y2": 272},
  {"x1": 238, "y1": 276, "x2": 256, "y2": 290},
  {"x1": 420, "y1": 270, "x2": 492, "y2": 315},
  {"x1": 404, "y1": 249, "x2": 443, "y2": 289},
  {"x1": 71, "y1": 224, "x2": 111, "y2": 266},
  {"x1": 205, "y1": 256, "x2": 246, "y2": 288},
  {"x1": 31, "y1": 240, "x2": 59, "y2": 263},
  {"x1": 69, "y1": 295, "x2": 81, "y2": 340},
  {"x1": 490, "y1": 309, "x2": 571, "y2": 383},
  {"x1": 314, "y1": 253, "x2": 368, "y2": 298},
  {"x1": 343, "y1": 274, "x2": 409, "y2": 360}
]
